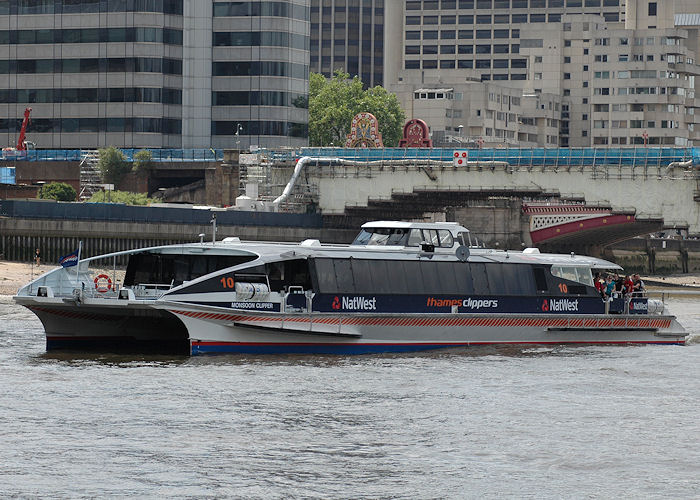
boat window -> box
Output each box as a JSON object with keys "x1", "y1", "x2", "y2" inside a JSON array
[
  {"x1": 501, "y1": 263, "x2": 536, "y2": 295},
  {"x1": 407, "y1": 229, "x2": 423, "y2": 247},
  {"x1": 332, "y1": 259, "x2": 355, "y2": 292},
  {"x1": 314, "y1": 259, "x2": 337, "y2": 292},
  {"x1": 371, "y1": 260, "x2": 394, "y2": 293},
  {"x1": 386, "y1": 229, "x2": 410, "y2": 246},
  {"x1": 457, "y1": 231, "x2": 470, "y2": 246},
  {"x1": 438, "y1": 230, "x2": 454, "y2": 248},
  {"x1": 401, "y1": 260, "x2": 423, "y2": 290},
  {"x1": 419, "y1": 261, "x2": 444, "y2": 294},
  {"x1": 533, "y1": 267, "x2": 549, "y2": 292},
  {"x1": 311, "y1": 258, "x2": 535, "y2": 295},
  {"x1": 470, "y1": 263, "x2": 490, "y2": 294},
  {"x1": 351, "y1": 228, "x2": 410, "y2": 246},
  {"x1": 124, "y1": 253, "x2": 257, "y2": 287},
  {"x1": 550, "y1": 266, "x2": 593, "y2": 286},
  {"x1": 485, "y1": 263, "x2": 507, "y2": 294},
  {"x1": 352, "y1": 229, "x2": 372, "y2": 245},
  {"x1": 263, "y1": 259, "x2": 312, "y2": 292},
  {"x1": 454, "y1": 262, "x2": 474, "y2": 294},
  {"x1": 423, "y1": 229, "x2": 440, "y2": 247}
]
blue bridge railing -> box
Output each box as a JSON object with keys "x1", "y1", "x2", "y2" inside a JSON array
[
  {"x1": 299, "y1": 146, "x2": 700, "y2": 167},
  {"x1": 2, "y1": 146, "x2": 698, "y2": 168},
  {"x1": 1, "y1": 148, "x2": 224, "y2": 163}
]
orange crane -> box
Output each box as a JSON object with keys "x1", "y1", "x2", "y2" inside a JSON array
[{"x1": 16, "y1": 107, "x2": 32, "y2": 150}]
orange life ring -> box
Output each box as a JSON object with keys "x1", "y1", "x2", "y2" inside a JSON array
[{"x1": 94, "y1": 274, "x2": 112, "y2": 293}]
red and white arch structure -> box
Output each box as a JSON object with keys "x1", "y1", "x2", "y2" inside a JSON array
[{"x1": 522, "y1": 203, "x2": 660, "y2": 248}]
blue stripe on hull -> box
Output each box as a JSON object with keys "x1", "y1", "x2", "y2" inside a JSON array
[{"x1": 190, "y1": 340, "x2": 684, "y2": 355}]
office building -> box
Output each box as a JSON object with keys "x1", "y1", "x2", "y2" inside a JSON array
[
  {"x1": 0, "y1": 0, "x2": 309, "y2": 150},
  {"x1": 309, "y1": 0, "x2": 384, "y2": 86},
  {"x1": 384, "y1": 0, "x2": 700, "y2": 147}
]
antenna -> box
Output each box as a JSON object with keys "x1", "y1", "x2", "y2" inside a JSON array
[{"x1": 210, "y1": 214, "x2": 217, "y2": 245}]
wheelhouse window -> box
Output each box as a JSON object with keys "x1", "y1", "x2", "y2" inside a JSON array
[
  {"x1": 550, "y1": 266, "x2": 594, "y2": 286},
  {"x1": 352, "y1": 227, "x2": 456, "y2": 247}
]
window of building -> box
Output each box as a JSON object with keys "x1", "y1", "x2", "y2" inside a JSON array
[
  {"x1": 648, "y1": 2, "x2": 656, "y2": 16},
  {"x1": 564, "y1": 56, "x2": 571, "y2": 63},
  {"x1": 535, "y1": 56, "x2": 542, "y2": 63},
  {"x1": 564, "y1": 40, "x2": 571, "y2": 47},
  {"x1": 564, "y1": 73, "x2": 571, "y2": 79}
]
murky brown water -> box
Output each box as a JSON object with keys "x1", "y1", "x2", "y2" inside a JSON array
[{"x1": 2, "y1": 295, "x2": 699, "y2": 498}]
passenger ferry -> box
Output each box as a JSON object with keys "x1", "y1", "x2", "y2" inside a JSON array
[{"x1": 13, "y1": 221, "x2": 687, "y2": 355}]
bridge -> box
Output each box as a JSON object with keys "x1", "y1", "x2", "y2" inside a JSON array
[{"x1": 285, "y1": 147, "x2": 700, "y2": 252}]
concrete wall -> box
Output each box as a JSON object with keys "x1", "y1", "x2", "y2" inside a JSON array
[
  {"x1": 15, "y1": 161, "x2": 81, "y2": 192},
  {"x1": 449, "y1": 200, "x2": 526, "y2": 250},
  {"x1": 309, "y1": 162, "x2": 700, "y2": 234}
]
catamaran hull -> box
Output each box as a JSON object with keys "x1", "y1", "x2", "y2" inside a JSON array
[
  {"x1": 165, "y1": 304, "x2": 687, "y2": 355},
  {"x1": 16, "y1": 299, "x2": 190, "y2": 354}
]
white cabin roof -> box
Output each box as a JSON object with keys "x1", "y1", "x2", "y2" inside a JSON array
[{"x1": 361, "y1": 220, "x2": 469, "y2": 233}]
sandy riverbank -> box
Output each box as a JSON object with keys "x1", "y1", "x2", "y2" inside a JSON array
[{"x1": 1, "y1": 259, "x2": 699, "y2": 296}]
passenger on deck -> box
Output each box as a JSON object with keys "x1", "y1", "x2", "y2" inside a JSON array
[
  {"x1": 632, "y1": 274, "x2": 646, "y2": 294},
  {"x1": 614, "y1": 273, "x2": 624, "y2": 294},
  {"x1": 594, "y1": 272, "x2": 605, "y2": 297},
  {"x1": 604, "y1": 275, "x2": 616, "y2": 299},
  {"x1": 623, "y1": 275, "x2": 634, "y2": 295}
]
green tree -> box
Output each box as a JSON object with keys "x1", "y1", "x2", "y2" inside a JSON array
[
  {"x1": 38, "y1": 182, "x2": 76, "y2": 202},
  {"x1": 86, "y1": 190, "x2": 152, "y2": 205},
  {"x1": 97, "y1": 146, "x2": 132, "y2": 186},
  {"x1": 133, "y1": 149, "x2": 154, "y2": 173},
  {"x1": 309, "y1": 70, "x2": 406, "y2": 147}
]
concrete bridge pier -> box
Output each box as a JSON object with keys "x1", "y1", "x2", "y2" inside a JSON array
[{"x1": 205, "y1": 150, "x2": 240, "y2": 207}]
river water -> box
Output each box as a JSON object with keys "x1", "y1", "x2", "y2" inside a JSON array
[{"x1": 1, "y1": 294, "x2": 699, "y2": 499}]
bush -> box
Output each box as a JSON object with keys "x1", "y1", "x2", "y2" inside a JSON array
[
  {"x1": 97, "y1": 146, "x2": 131, "y2": 186},
  {"x1": 86, "y1": 190, "x2": 152, "y2": 205},
  {"x1": 38, "y1": 182, "x2": 77, "y2": 201},
  {"x1": 133, "y1": 149, "x2": 154, "y2": 173}
]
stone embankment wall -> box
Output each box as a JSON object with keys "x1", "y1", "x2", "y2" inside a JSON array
[
  {"x1": 607, "y1": 238, "x2": 700, "y2": 275},
  {"x1": 0, "y1": 217, "x2": 355, "y2": 264}
]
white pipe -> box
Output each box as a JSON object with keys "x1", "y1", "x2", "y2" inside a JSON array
[
  {"x1": 272, "y1": 155, "x2": 510, "y2": 209},
  {"x1": 667, "y1": 160, "x2": 694, "y2": 169},
  {"x1": 273, "y1": 156, "x2": 339, "y2": 207}
]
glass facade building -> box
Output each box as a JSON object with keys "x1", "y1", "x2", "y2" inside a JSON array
[
  {"x1": 310, "y1": 0, "x2": 384, "y2": 87},
  {"x1": 0, "y1": 0, "x2": 309, "y2": 150}
]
